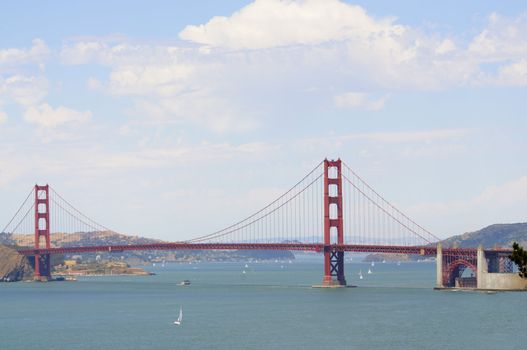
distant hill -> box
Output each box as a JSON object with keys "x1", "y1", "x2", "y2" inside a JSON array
[
  {"x1": 7, "y1": 231, "x2": 160, "y2": 248},
  {"x1": 2, "y1": 231, "x2": 294, "y2": 262},
  {"x1": 440, "y1": 223, "x2": 527, "y2": 249},
  {"x1": 363, "y1": 223, "x2": 527, "y2": 262}
]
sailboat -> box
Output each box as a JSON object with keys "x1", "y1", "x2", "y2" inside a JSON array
[
  {"x1": 371, "y1": 261, "x2": 375, "y2": 267},
  {"x1": 367, "y1": 268, "x2": 372, "y2": 274},
  {"x1": 358, "y1": 269, "x2": 363, "y2": 279},
  {"x1": 174, "y1": 307, "x2": 183, "y2": 326}
]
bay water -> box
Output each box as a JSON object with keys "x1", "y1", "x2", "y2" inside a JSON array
[{"x1": 1, "y1": 256, "x2": 526, "y2": 349}]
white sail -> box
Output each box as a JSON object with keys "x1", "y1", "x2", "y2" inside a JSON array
[{"x1": 174, "y1": 307, "x2": 183, "y2": 325}]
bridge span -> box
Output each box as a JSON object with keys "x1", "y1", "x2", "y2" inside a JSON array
[{"x1": 2, "y1": 158, "x2": 521, "y2": 289}]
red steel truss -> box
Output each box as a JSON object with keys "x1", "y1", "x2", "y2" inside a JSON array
[{"x1": 18, "y1": 243, "x2": 510, "y2": 257}]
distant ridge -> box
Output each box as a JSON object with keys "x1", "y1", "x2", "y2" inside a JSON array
[{"x1": 440, "y1": 223, "x2": 527, "y2": 249}]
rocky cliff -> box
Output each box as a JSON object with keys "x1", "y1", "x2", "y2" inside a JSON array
[{"x1": 0, "y1": 244, "x2": 34, "y2": 282}]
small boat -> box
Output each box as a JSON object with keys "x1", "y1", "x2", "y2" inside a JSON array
[
  {"x1": 367, "y1": 268, "x2": 372, "y2": 274},
  {"x1": 397, "y1": 261, "x2": 401, "y2": 266},
  {"x1": 179, "y1": 280, "x2": 191, "y2": 286},
  {"x1": 174, "y1": 307, "x2": 183, "y2": 326},
  {"x1": 359, "y1": 270, "x2": 363, "y2": 280},
  {"x1": 244, "y1": 264, "x2": 249, "y2": 268},
  {"x1": 382, "y1": 260, "x2": 386, "y2": 264},
  {"x1": 242, "y1": 270, "x2": 246, "y2": 274},
  {"x1": 371, "y1": 261, "x2": 375, "y2": 267}
]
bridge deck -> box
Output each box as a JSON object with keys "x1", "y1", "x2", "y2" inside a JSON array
[{"x1": 17, "y1": 243, "x2": 512, "y2": 256}]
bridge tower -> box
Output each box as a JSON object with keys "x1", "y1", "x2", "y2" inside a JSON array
[
  {"x1": 322, "y1": 159, "x2": 347, "y2": 287},
  {"x1": 34, "y1": 184, "x2": 51, "y2": 281}
]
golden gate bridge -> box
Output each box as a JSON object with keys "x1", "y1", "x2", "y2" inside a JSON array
[{"x1": 0, "y1": 159, "x2": 514, "y2": 288}]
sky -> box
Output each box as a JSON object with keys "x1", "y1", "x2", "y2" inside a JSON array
[{"x1": 1, "y1": 0, "x2": 527, "y2": 241}]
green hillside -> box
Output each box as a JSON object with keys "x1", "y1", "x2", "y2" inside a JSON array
[{"x1": 441, "y1": 223, "x2": 527, "y2": 248}]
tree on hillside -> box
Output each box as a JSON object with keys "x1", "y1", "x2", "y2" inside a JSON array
[{"x1": 509, "y1": 242, "x2": 527, "y2": 278}]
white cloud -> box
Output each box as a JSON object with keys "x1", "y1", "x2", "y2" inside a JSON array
[
  {"x1": 107, "y1": 64, "x2": 194, "y2": 96},
  {"x1": 51, "y1": 4, "x2": 527, "y2": 138},
  {"x1": 435, "y1": 39, "x2": 456, "y2": 55},
  {"x1": 334, "y1": 92, "x2": 388, "y2": 111},
  {"x1": 178, "y1": 0, "x2": 477, "y2": 90},
  {"x1": 135, "y1": 91, "x2": 260, "y2": 133},
  {"x1": 24, "y1": 103, "x2": 91, "y2": 128},
  {"x1": 0, "y1": 38, "x2": 49, "y2": 66},
  {"x1": 60, "y1": 41, "x2": 106, "y2": 65},
  {"x1": 352, "y1": 129, "x2": 470, "y2": 143},
  {"x1": 495, "y1": 59, "x2": 527, "y2": 86},
  {"x1": 180, "y1": 0, "x2": 405, "y2": 50},
  {"x1": 298, "y1": 128, "x2": 470, "y2": 147},
  {"x1": 468, "y1": 13, "x2": 527, "y2": 62},
  {"x1": 408, "y1": 175, "x2": 527, "y2": 236},
  {"x1": 60, "y1": 40, "x2": 260, "y2": 133},
  {"x1": 475, "y1": 176, "x2": 527, "y2": 207},
  {"x1": 0, "y1": 75, "x2": 48, "y2": 106},
  {"x1": 60, "y1": 39, "x2": 184, "y2": 66},
  {"x1": 92, "y1": 141, "x2": 279, "y2": 169},
  {"x1": 87, "y1": 77, "x2": 103, "y2": 90},
  {"x1": 466, "y1": 13, "x2": 527, "y2": 86}
]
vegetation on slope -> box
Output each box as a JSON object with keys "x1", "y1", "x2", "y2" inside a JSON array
[
  {"x1": 510, "y1": 242, "x2": 527, "y2": 278},
  {"x1": 440, "y1": 223, "x2": 527, "y2": 248}
]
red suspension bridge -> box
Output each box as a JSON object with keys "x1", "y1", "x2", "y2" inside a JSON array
[{"x1": 0, "y1": 159, "x2": 513, "y2": 287}]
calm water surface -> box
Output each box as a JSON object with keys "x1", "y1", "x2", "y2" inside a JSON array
[{"x1": 1, "y1": 256, "x2": 526, "y2": 350}]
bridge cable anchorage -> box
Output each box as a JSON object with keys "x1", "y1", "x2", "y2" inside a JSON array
[{"x1": 187, "y1": 161, "x2": 324, "y2": 244}]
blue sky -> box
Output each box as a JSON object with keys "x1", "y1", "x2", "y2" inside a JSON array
[{"x1": 1, "y1": 0, "x2": 526, "y2": 240}]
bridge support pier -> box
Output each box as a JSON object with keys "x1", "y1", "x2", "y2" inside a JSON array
[
  {"x1": 319, "y1": 159, "x2": 347, "y2": 287},
  {"x1": 34, "y1": 254, "x2": 51, "y2": 281},
  {"x1": 436, "y1": 243, "x2": 443, "y2": 288}
]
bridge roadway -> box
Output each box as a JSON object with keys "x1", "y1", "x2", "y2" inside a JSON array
[{"x1": 17, "y1": 243, "x2": 512, "y2": 257}]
